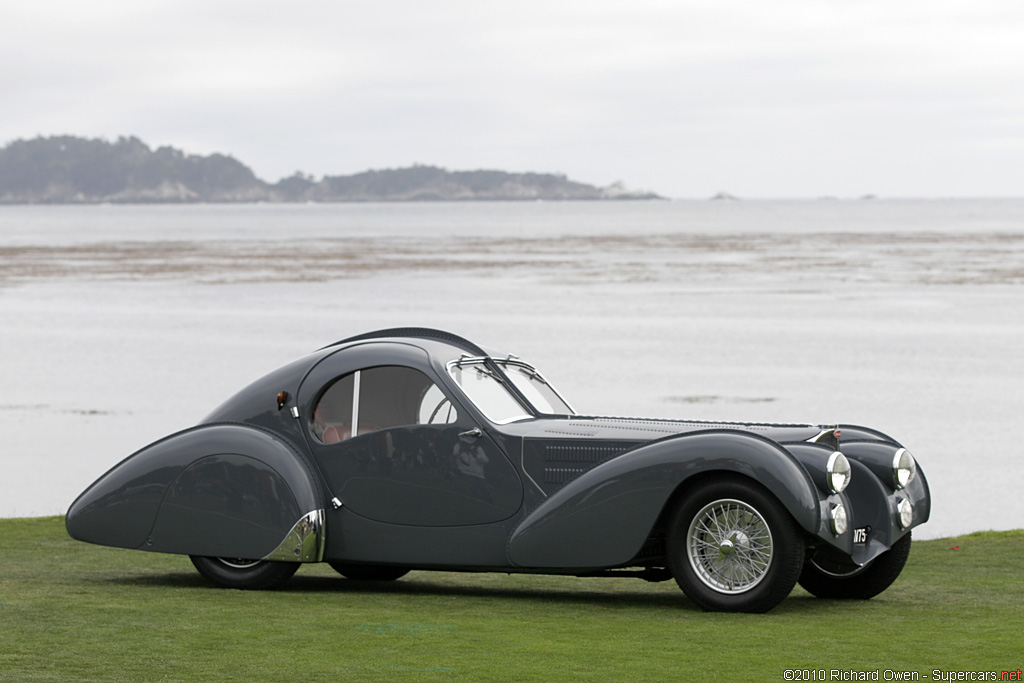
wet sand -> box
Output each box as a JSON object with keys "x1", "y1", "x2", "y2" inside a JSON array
[{"x1": 4, "y1": 230, "x2": 1024, "y2": 286}]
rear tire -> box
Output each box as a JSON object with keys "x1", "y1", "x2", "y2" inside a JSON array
[
  {"x1": 667, "y1": 478, "x2": 805, "y2": 613},
  {"x1": 329, "y1": 562, "x2": 409, "y2": 581},
  {"x1": 799, "y1": 533, "x2": 911, "y2": 599},
  {"x1": 189, "y1": 556, "x2": 299, "y2": 590}
]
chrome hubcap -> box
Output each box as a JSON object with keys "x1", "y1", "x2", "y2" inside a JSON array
[
  {"x1": 216, "y1": 558, "x2": 262, "y2": 570},
  {"x1": 687, "y1": 499, "x2": 774, "y2": 594}
]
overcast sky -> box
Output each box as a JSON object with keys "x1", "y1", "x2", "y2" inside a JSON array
[{"x1": 3, "y1": 0, "x2": 1022, "y2": 198}]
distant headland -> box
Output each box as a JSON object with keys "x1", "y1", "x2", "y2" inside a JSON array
[{"x1": 0, "y1": 135, "x2": 662, "y2": 204}]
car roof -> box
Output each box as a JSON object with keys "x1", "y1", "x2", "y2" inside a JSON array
[{"x1": 320, "y1": 327, "x2": 490, "y2": 357}]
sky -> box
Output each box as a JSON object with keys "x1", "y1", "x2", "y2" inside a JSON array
[{"x1": 2, "y1": 0, "x2": 1023, "y2": 198}]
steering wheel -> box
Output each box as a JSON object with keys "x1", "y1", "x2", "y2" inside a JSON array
[{"x1": 427, "y1": 397, "x2": 453, "y2": 424}]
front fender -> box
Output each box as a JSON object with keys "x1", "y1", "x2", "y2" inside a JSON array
[
  {"x1": 506, "y1": 430, "x2": 820, "y2": 569},
  {"x1": 66, "y1": 424, "x2": 324, "y2": 561},
  {"x1": 840, "y1": 440, "x2": 931, "y2": 534}
]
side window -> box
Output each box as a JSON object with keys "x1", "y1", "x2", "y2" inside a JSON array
[{"x1": 312, "y1": 366, "x2": 457, "y2": 444}]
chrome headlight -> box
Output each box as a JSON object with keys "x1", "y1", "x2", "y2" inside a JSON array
[
  {"x1": 892, "y1": 448, "x2": 917, "y2": 489},
  {"x1": 827, "y1": 451, "x2": 852, "y2": 493},
  {"x1": 896, "y1": 498, "x2": 913, "y2": 529},
  {"x1": 830, "y1": 503, "x2": 848, "y2": 536}
]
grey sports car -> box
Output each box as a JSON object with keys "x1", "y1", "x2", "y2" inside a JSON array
[{"x1": 67, "y1": 328, "x2": 930, "y2": 612}]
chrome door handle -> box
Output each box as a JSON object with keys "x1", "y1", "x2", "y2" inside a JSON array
[{"x1": 458, "y1": 428, "x2": 483, "y2": 439}]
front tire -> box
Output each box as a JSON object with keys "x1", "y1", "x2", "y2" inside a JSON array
[
  {"x1": 799, "y1": 533, "x2": 911, "y2": 599},
  {"x1": 189, "y1": 556, "x2": 299, "y2": 590},
  {"x1": 667, "y1": 478, "x2": 805, "y2": 613}
]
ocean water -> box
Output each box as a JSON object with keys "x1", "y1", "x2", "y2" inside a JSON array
[{"x1": 2, "y1": 200, "x2": 1023, "y2": 540}]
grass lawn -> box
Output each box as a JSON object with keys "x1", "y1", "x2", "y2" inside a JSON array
[{"x1": 1, "y1": 517, "x2": 1020, "y2": 682}]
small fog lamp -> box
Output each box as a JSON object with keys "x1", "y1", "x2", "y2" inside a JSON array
[
  {"x1": 827, "y1": 452, "x2": 852, "y2": 493},
  {"x1": 830, "y1": 503, "x2": 848, "y2": 536},
  {"x1": 892, "y1": 449, "x2": 917, "y2": 489},
  {"x1": 897, "y1": 498, "x2": 913, "y2": 529}
]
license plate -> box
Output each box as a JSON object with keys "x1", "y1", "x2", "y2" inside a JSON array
[{"x1": 853, "y1": 527, "x2": 869, "y2": 544}]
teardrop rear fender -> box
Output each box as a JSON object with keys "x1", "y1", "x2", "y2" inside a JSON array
[
  {"x1": 66, "y1": 424, "x2": 324, "y2": 561},
  {"x1": 507, "y1": 430, "x2": 820, "y2": 569}
]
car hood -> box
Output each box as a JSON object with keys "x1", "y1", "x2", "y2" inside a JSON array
[{"x1": 507, "y1": 415, "x2": 823, "y2": 445}]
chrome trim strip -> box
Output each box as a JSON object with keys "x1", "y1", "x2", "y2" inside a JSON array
[
  {"x1": 262, "y1": 509, "x2": 325, "y2": 563},
  {"x1": 351, "y1": 370, "x2": 361, "y2": 437}
]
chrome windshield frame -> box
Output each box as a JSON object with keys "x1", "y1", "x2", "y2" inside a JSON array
[{"x1": 493, "y1": 356, "x2": 576, "y2": 415}]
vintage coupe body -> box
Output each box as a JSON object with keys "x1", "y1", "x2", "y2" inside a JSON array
[{"x1": 67, "y1": 328, "x2": 930, "y2": 612}]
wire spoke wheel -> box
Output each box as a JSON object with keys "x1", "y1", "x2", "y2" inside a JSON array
[
  {"x1": 668, "y1": 478, "x2": 804, "y2": 612},
  {"x1": 687, "y1": 499, "x2": 774, "y2": 593}
]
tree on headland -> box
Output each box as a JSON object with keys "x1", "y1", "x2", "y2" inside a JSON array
[{"x1": 0, "y1": 136, "x2": 265, "y2": 202}]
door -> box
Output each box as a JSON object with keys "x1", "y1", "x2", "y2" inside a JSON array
[{"x1": 298, "y1": 343, "x2": 523, "y2": 526}]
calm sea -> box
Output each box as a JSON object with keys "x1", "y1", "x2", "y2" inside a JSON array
[{"x1": 3, "y1": 199, "x2": 1023, "y2": 540}]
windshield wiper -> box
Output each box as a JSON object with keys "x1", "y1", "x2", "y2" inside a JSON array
[{"x1": 455, "y1": 356, "x2": 505, "y2": 382}]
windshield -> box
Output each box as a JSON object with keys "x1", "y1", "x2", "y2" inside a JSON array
[
  {"x1": 448, "y1": 357, "x2": 574, "y2": 423},
  {"x1": 495, "y1": 360, "x2": 574, "y2": 415},
  {"x1": 448, "y1": 361, "x2": 532, "y2": 424}
]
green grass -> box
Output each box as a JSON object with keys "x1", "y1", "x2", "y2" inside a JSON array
[{"x1": 1, "y1": 517, "x2": 1020, "y2": 682}]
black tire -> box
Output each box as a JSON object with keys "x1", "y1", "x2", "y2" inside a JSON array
[
  {"x1": 667, "y1": 478, "x2": 805, "y2": 613},
  {"x1": 329, "y1": 562, "x2": 410, "y2": 581},
  {"x1": 799, "y1": 532, "x2": 911, "y2": 600},
  {"x1": 189, "y1": 556, "x2": 299, "y2": 590}
]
